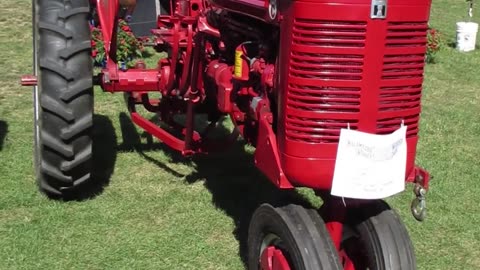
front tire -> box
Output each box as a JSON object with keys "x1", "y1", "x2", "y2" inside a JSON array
[
  {"x1": 34, "y1": 0, "x2": 94, "y2": 199},
  {"x1": 341, "y1": 201, "x2": 416, "y2": 270},
  {"x1": 248, "y1": 204, "x2": 342, "y2": 270}
]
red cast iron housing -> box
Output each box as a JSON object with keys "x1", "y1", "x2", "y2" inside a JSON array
[{"x1": 276, "y1": 0, "x2": 431, "y2": 189}]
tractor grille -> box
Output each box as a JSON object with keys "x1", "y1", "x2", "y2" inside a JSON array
[
  {"x1": 286, "y1": 19, "x2": 366, "y2": 143},
  {"x1": 381, "y1": 54, "x2": 425, "y2": 80},
  {"x1": 377, "y1": 21, "x2": 427, "y2": 137},
  {"x1": 378, "y1": 84, "x2": 422, "y2": 112},
  {"x1": 290, "y1": 52, "x2": 363, "y2": 80},
  {"x1": 286, "y1": 116, "x2": 359, "y2": 143},
  {"x1": 286, "y1": 19, "x2": 427, "y2": 143},
  {"x1": 385, "y1": 22, "x2": 428, "y2": 47},
  {"x1": 292, "y1": 19, "x2": 367, "y2": 48},
  {"x1": 287, "y1": 84, "x2": 361, "y2": 113},
  {"x1": 376, "y1": 115, "x2": 419, "y2": 137}
]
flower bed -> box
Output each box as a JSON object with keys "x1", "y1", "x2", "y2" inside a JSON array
[{"x1": 91, "y1": 19, "x2": 144, "y2": 68}]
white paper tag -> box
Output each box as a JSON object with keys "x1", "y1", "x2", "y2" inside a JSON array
[{"x1": 331, "y1": 126, "x2": 407, "y2": 199}]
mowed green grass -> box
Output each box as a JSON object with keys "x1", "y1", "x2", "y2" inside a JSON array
[{"x1": 1, "y1": 0, "x2": 479, "y2": 269}]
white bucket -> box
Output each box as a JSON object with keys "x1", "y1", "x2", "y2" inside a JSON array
[{"x1": 456, "y1": 22, "x2": 479, "y2": 52}]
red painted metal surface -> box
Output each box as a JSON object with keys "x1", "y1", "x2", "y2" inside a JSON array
[
  {"x1": 206, "y1": 60, "x2": 234, "y2": 113},
  {"x1": 408, "y1": 165, "x2": 431, "y2": 188},
  {"x1": 20, "y1": 75, "x2": 37, "y2": 86},
  {"x1": 261, "y1": 246, "x2": 291, "y2": 270},
  {"x1": 276, "y1": 0, "x2": 432, "y2": 189},
  {"x1": 96, "y1": 0, "x2": 120, "y2": 77},
  {"x1": 197, "y1": 14, "x2": 221, "y2": 38},
  {"x1": 321, "y1": 196, "x2": 347, "y2": 251},
  {"x1": 130, "y1": 112, "x2": 186, "y2": 152},
  {"x1": 209, "y1": 0, "x2": 269, "y2": 21},
  {"x1": 255, "y1": 109, "x2": 293, "y2": 189},
  {"x1": 101, "y1": 69, "x2": 163, "y2": 92},
  {"x1": 252, "y1": 59, "x2": 275, "y2": 88},
  {"x1": 340, "y1": 250, "x2": 356, "y2": 270}
]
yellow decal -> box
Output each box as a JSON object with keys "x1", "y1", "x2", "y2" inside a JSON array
[{"x1": 234, "y1": 50, "x2": 243, "y2": 78}]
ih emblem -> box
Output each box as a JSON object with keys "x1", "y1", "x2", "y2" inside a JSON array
[
  {"x1": 371, "y1": 0, "x2": 387, "y2": 19},
  {"x1": 268, "y1": 0, "x2": 278, "y2": 21}
]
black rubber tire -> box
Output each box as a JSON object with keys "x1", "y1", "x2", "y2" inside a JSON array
[
  {"x1": 248, "y1": 204, "x2": 342, "y2": 270},
  {"x1": 342, "y1": 201, "x2": 416, "y2": 270},
  {"x1": 34, "y1": 0, "x2": 94, "y2": 199}
]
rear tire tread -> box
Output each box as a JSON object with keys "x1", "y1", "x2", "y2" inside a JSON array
[
  {"x1": 60, "y1": 114, "x2": 93, "y2": 140},
  {"x1": 41, "y1": 131, "x2": 74, "y2": 158},
  {"x1": 40, "y1": 160, "x2": 72, "y2": 183},
  {"x1": 61, "y1": 146, "x2": 92, "y2": 171},
  {"x1": 60, "y1": 78, "x2": 92, "y2": 101},
  {"x1": 72, "y1": 173, "x2": 92, "y2": 187},
  {"x1": 35, "y1": 0, "x2": 94, "y2": 199},
  {"x1": 59, "y1": 40, "x2": 91, "y2": 59},
  {"x1": 39, "y1": 59, "x2": 75, "y2": 81},
  {"x1": 58, "y1": 7, "x2": 91, "y2": 19},
  {"x1": 38, "y1": 21, "x2": 74, "y2": 38},
  {"x1": 40, "y1": 94, "x2": 74, "y2": 122},
  {"x1": 39, "y1": 180, "x2": 63, "y2": 196}
]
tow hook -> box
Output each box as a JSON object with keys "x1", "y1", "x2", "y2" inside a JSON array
[{"x1": 411, "y1": 183, "x2": 427, "y2": 221}]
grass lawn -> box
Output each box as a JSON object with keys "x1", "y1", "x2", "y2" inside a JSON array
[{"x1": 1, "y1": 0, "x2": 479, "y2": 269}]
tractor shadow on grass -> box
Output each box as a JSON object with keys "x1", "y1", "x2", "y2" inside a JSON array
[
  {"x1": 185, "y1": 147, "x2": 314, "y2": 266},
  {"x1": 118, "y1": 112, "x2": 186, "y2": 178},
  {"x1": 70, "y1": 114, "x2": 117, "y2": 201},
  {"x1": 0, "y1": 120, "x2": 7, "y2": 151},
  {"x1": 117, "y1": 112, "x2": 314, "y2": 266}
]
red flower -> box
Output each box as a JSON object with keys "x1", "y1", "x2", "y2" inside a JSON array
[
  {"x1": 91, "y1": 40, "x2": 96, "y2": 47},
  {"x1": 426, "y1": 27, "x2": 442, "y2": 63},
  {"x1": 92, "y1": 50, "x2": 98, "y2": 57},
  {"x1": 121, "y1": 25, "x2": 131, "y2": 32}
]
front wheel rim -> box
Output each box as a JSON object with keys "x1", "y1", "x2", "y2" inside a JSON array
[
  {"x1": 260, "y1": 246, "x2": 291, "y2": 270},
  {"x1": 259, "y1": 234, "x2": 291, "y2": 270}
]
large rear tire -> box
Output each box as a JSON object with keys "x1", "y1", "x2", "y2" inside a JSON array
[
  {"x1": 248, "y1": 204, "x2": 342, "y2": 270},
  {"x1": 341, "y1": 201, "x2": 416, "y2": 270},
  {"x1": 34, "y1": 0, "x2": 94, "y2": 199}
]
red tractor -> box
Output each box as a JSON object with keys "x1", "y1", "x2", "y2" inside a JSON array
[{"x1": 24, "y1": 0, "x2": 432, "y2": 269}]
